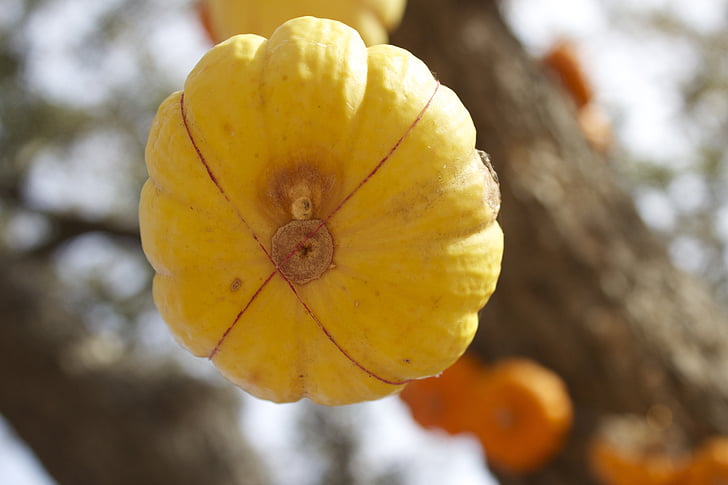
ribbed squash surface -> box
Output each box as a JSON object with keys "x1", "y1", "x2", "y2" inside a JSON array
[{"x1": 140, "y1": 17, "x2": 503, "y2": 405}]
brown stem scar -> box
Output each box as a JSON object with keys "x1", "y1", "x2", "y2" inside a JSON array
[{"x1": 272, "y1": 219, "x2": 333, "y2": 284}]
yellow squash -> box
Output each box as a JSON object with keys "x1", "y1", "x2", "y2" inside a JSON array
[
  {"x1": 199, "y1": 0, "x2": 406, "y2": 46},
  {"x1": 140, "y1": 16, "x2": 503, "y2": 405}
]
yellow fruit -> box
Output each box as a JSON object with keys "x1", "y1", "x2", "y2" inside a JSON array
[
  {"x1": 139, "y1": 17, "x2": 503, "y2": 405},
  {"x1": 198, "y1": 0, "x2": 406, "y2": 46}
]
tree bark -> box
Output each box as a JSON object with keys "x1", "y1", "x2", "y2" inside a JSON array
[
  {"x1": 393, "y1": 1, "x2": 728, "y2": 484},
  {"x1": 0, "y1": 258, "x2": 269, "y2": 485}
]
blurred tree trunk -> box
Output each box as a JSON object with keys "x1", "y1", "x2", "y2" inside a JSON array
[
  {"x1": 394, "y1": 1, "x2": 728, "y2": 484},
  {"x1": 0, "y1": 257, "x2": 269, "y2": 485}
]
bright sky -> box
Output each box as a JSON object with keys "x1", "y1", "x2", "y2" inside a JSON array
[
  {"x1": 505, "y1": 0, "x2": 724, "y2": 163},
  {"x1": 505, "y1": 0, "x2": 728, "y2": 275},
  {"x1": 2, "y1": 0, "x2": 726, "y2": 484},
  {"x1": 0, "y1": 418, "x2": 56, "y2": 485}
]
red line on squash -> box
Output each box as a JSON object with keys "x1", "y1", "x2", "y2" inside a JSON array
[
  {"x1": 180, "y1": 93, "x2": 281, "y2": 360},
  {"x1": 180, "y1": 94, "x2": 225, "y2": 197},
  {"x1": 207, "y1": 270, "x2": 277, "y2": 359},
  {"x1": 281, "y1": 276, "x2": 411, "y2": 386},
  {"x1": 179, "y1": 93, "x2": 274, "y2": 262},
  {"x1": 324, "y1": 81, "x2": 441, "y2": 223}
]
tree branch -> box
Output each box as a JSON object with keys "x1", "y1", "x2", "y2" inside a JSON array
[{"x1": 35, "y1": 210, "x2": 140, "y2": 255}]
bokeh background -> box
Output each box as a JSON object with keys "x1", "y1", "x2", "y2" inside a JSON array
[{"x1": 2, "y1": 0, "x2": 727, "y2": 484}]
